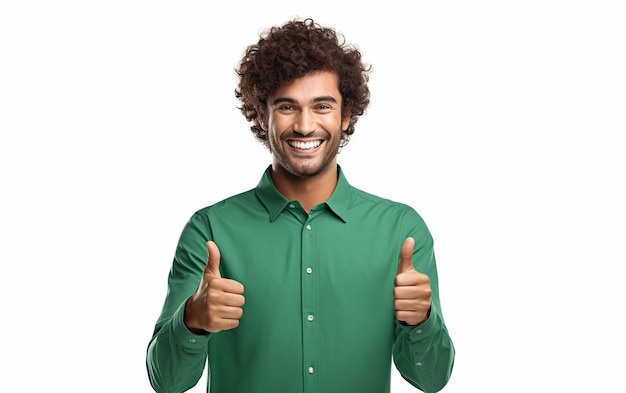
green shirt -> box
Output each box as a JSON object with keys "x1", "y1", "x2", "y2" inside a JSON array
[{"x1": 147, "y1": 165, "x2": 454, "y2": 393}]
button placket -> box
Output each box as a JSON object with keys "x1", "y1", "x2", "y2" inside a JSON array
[{"x1": 301, "y1": 218, "x2": 318, "y2": 390}]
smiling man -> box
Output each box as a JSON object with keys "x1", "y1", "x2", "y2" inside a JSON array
[
  {"x1": 146, "y1": 18, "x2": 455, "y2": 393},
  {"x1": 266, "y1": 71, "x2": 348, "y2": 212}
]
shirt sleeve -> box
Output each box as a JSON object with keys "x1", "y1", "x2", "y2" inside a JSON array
[
  {"x1": 146, "y1": 303, "x2": 211, "y2": 392},
  {"x1": 392, "y1": 207, "x2": 455, "y2": 392},
  {"x1": 146, "y1": 211, "x2": 213, "y2": 393},
  {"x1": 393, "y1": 306, "x2": 455, "y2": 392}
]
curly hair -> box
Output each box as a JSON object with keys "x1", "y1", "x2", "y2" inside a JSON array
[{"x1": 235, "y1": 18, "x2": 371, "y2": 149}]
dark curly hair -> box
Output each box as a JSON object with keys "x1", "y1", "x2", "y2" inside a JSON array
[{"x1": 235, "y1": 18, "x2": 371, "y2": 149}]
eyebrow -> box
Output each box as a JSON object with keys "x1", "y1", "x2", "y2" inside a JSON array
[{"x1": 271, "y1": 96, "x2": 339, "y2": 106}]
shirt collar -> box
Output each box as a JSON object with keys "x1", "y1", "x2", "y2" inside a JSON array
[{"x1": 255, "y1": 165, "x2": 352, "y2": 223}]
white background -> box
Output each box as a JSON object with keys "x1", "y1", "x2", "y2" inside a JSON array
[{"x1": 1, "y1": 1, "x2": 625, "y2": 392}]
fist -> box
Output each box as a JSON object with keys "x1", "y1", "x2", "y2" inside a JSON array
[
  {"x1": 184, "y1": 241, "x2": 245, "y2": 333},
  {"x1": 393, "y1": 237, "x2": 432, "y2": 325}
]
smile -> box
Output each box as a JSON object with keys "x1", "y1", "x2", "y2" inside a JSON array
[{"x1": 288, "y1": 140, "x2": 323, "y2": 150}]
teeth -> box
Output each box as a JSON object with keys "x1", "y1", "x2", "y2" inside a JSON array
[{"x1": 289, "y1": 140, "x2": 322, "y2": 149}]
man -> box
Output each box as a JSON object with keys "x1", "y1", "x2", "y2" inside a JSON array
[{"x1": 146, "y1": 18, "x2": 455, "y2": 393}]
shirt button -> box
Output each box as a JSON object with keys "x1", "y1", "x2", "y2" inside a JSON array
[
  {"x1": 307, "y1": 314, "x2": 314, "y2": 322},
  {"x1": 415, "y1": 329, "x2": 423, "y2": 334},
  {"x1": 188, "y1": 338, "x2": 196, "y2": 343},
  {"x1": 306, "y1": 224, "x2": 312, "y2": 231},
  {"x1": 289, "y1": 204, "x2": 295, "y2": 208},
  {"x1": 308, "y1": 366, "x2": 315, "y2": 374},
  {"x1": 306, "y1": 267, "x2": 312, "y2": 274},
  {"x1": 416, "y1": 361, "x2": 423, "y2": 367}
]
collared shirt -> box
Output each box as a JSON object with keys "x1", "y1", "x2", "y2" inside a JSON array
[{"x1": 147, "y1": 165, "x2": 455, "y2": 393}]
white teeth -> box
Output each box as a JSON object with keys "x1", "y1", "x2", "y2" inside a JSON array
[{"x1": 289, "y1": 140, "x2": 322, "y2": 149}]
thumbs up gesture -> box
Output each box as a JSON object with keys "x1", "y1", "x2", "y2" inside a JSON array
[
  {"x1": 184, "y1": 241, "x2": 245, "y2": 333},
  {"x1": 394, "y1": 237, "x2": 432, "y2": 326}
]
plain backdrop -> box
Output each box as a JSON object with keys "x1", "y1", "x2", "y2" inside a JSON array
[{"x1": 1, "y1": 1, "x2": 625, "y2": 392}]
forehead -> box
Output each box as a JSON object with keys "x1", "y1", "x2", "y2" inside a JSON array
[{"x1": 270, "y1": 71, "x2": 341, "y2": 102}]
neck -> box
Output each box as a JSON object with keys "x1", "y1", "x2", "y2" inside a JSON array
[{"x1": 271, "y1": 163, "x2": 339, "y2": 213}]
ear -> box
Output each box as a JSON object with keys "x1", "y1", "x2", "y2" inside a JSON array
[
  {"x1": 259, "y1": 114, "x2": 268, "y2": 131},
  {"x1": 341, "y1": 109, "x2": 352, "y2": 131}
]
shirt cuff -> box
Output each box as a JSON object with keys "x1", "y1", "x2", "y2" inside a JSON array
[
  {"x1": 395, "y1": 307, "x2": 440, "y2": 341},
  {"x1": 171, "y1": 301, "x2": 211, "y2": 349}
]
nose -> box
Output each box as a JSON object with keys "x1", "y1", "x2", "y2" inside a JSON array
[{"x1": 293, "y1": 110, "x2": 315, "y2": 135}]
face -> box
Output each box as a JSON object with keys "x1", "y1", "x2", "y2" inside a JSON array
[{"x1": 265, "y1": 71, "x2": 350, "y2": 178}]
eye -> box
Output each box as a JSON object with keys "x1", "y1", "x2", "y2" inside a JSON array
[
  {"x1": 277, "y1": 104, "x2": 295, "y2": 112},
  {"x1": 315, "y1": 103, "x2": 333, "y2": 111}
]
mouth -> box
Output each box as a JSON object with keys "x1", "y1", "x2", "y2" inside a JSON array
[{"x1": 287, "y1": 140, "x2": 323, "y2": 150}]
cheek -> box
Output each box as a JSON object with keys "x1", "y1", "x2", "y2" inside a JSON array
[
  {"x1": 267, "y1": 126, "x2": 285, "y2": 148},
  {"x1": 269, "y1": 116, "x2": 288, "y2": 134}
]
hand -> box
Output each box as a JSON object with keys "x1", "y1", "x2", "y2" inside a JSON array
[
  {"x1": 393, "y1": 237, "x2": 432, "y2": 326},
  {"x1": 184, "y1": 241, "x2": 245, "y2": 333}
]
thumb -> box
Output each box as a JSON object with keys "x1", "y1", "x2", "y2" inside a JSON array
[
  {"x1": 204, "y1": 240, "x2": 221, "y2": 278},
  {"x1": 397, "y1": 237, "x2": 416, "y2": 274}
]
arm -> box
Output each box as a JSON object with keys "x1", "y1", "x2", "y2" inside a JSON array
[
  {"x1": 146, "y1": 213, "x2": 212, "y2": 393},
  {"x1": 392, "y1": 210, "x2": 455, "y2": 392}
]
